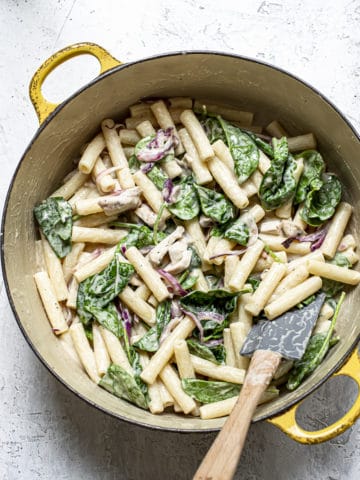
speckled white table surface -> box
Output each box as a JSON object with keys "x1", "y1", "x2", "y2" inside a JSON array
[{"x1": 1, "y1": 1, "x2": 360, "y2": 479}]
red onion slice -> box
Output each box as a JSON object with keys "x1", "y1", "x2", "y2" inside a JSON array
[
  {"x1": 158, "y1": 269, "x2": 188, "y2": 296},
  {"x1": 282, "y1": 226, "x2": 328, "y2": 251},
  {"x1": 197, "y1": 311, "x2": 225, "y2": 324},
  {"x1": 180, "y1": 308, "x2": 204, "y2": 341},
  {"x1": 209, "y1": 249, "x2": 247, "y2": 260},
  {"x1": 95, "y1": 166, "x2": 122, "y2": 183},
  {"x1": 141, "y1": 162, "x2": 155, "y2": 174},
  {"x1": 137, "y1": 127, "x2": 178, "y2": 162},
  {"x1": 162, "y1": 178, "x2": 174, "y2": 203}
]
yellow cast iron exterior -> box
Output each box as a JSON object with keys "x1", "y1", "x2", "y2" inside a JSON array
[
  {"x1": 29, "y1": 43, "x2": 121, "y2": 123},
  {"x1": 4, "y1": 42, "x2": 360, "y2": 443}
]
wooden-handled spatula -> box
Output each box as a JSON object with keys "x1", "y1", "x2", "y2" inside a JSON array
[{"x1": 193, "y1": 293, "x2": 326, "y2": 480}]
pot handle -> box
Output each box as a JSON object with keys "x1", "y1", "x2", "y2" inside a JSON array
[
  {"x1": 29, "y1": 42, "x2": 121, "y2": 124},
  {"x1": 267, "y1": 346, "x2": 360, "y2": 444}
]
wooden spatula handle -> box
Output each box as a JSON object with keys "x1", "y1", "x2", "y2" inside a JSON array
[{"x1": 193, "y1": 350, "x2": 282, "y2": 480}]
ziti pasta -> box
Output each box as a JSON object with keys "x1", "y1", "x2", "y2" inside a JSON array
[{"x1": 33, "y1": 98, "x2": 358, "y2": 418}]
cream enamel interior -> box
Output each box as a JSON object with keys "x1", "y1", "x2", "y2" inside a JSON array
[{"x1": 3, "y1": 52, "x2": 360, "y2": 431}]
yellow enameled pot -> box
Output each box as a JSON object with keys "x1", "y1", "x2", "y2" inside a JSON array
[{"x1": 2, "y1": 43, "x2": 360, "y2": 443}]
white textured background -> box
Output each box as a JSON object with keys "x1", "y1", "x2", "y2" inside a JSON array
[{"x1": 1, "y1": 1, "x2": 360, "y2": 479}]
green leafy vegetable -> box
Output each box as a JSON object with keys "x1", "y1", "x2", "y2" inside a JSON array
[
  {"x1": 99, "y1": 364, "x2": 148, "y2": 409},
  {"x1": 287, "y1": 292, "x2": 345, "y2": 390},
  {"x1": 221, "y1": 218, "x2": 250, "y2": 246},
  {"x1": 204, "y1": 275, "x2": 223, "y2": 290},
  {"x1": 182, "y1": 378, "x2": 240, "y2": 403},
  {"x1": 296, "y1": 294, "x2": 316, "y2": 309},
  {"x1": 128, "y1": 154, "x2": 140, "y2": 173},
  {"x1": 211, "y1": 344, "x2": 226, "y2": 364},
  {"x1": 167, "y1": 176, "x2": 200, "y2": 220},
  {"x1": 111, "y1": 223, "x2": 166, "y2": 249},
  {"x1": 179, "y1": 272, "x2": 199, "y2": 290},
  {"x1": 246, "y1": 131, "x2": 274, "y2": 158},
  {"x1": 34, "y1": 196, "x2": 72, "y2": 258},
  {"x1": 187, "y1": 339, "x2": 219, "y2": 364},
  {"x1": 129, "y1": 142, "x2": 169, "y2": 189},
  {"x1": 259, "y1": 137, "x2": 297, "y2": 210},
  {"x1": 189, "y1": 246, "x2": 202, "y2": 269},
  {"x1": 322, "y1": 253, "x2": 351, "y2": 297},
  {"x1": 264, "y1": 245, "x2": 284, "y2": 263},
  {"x1": 194, "y1": 184, "x2": 236, "y2": 224},
  {"x1": 217, "y1": 116, "x2": 259, "y2": 184},
  {"x1": 200, "y1": 116, "x2": 227, "y2": 144},
  {"x1": 180, "y1": 289, "x2": 240, "y2": 340},
  {"x1": 247, "y1": 276, "x2": 261, "y2": 292},
  {"x1": 77, "y1": 251, "x2": 134, "y2": 325},
  {"x1": 134, "y1": 135, "x2": 152, "y2": 156},
  {"x1": 294, "y1": 150, "x2": 325, "y2": 204},
  {"x1": 87, "y1": 302, "x2": 122, "y2": 337},
  {"x1": 133, "y1": 301, "x2": 171, "y2": 352},
  {"x1": 147, "y1": 165, "x2": 169, "y2": 190},
  {"x1": 300, "y1": 174, "x2": 342, "y2": 226},
  {"x1": 212, "y1": 211, "x2": 255, "y2": 246}
]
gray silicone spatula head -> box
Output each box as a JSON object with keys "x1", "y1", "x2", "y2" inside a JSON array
[{"x1": 240, "y1": 293, "x2": 326, "y2": 361}]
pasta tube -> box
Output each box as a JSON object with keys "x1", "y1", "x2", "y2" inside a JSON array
[
  {"x1": 180, "y1": 109, "x2": 214, "y2": 162},
  {"x1": 78, "y1": 133, "x2": 106, "y2": 174},
  {"x1": 264, "y1": 276, "x2": 323, "y2": 320},
  {"x1": 229, "y1": 239, "x2": 265, "y2": 291},
  {"x1": 34, "y1": 271, "x2": 68, "y2": 334},
  {"x1": 307, "y1": 260, "x2": 360, "y2": 285},
  {"x1": 140, "y1": 316, "x2": 195, "y2": 384},
  {"x1": 125, "y1": 246, "x2": 169, "y2": 302},
  {"x1": 321, "y1": 202, "x2": 352, "y2": 259},
  {"x1": 70, "y1": 323, "x2": 100, "y2": 383}
]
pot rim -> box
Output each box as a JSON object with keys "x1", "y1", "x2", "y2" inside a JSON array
[{"x1": 2, "y1": 49, "x2": 360, "y2": 433}]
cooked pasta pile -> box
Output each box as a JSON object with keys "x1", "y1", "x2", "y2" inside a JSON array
[{"x1": 33, "y1": 97, "x2": 360, "y2": 419}]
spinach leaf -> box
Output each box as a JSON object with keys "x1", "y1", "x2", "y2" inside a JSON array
[
  {"x1": 167, "y1": 176, "x2": 200, "y2": 220},
  {"x1": 179, "y1": 272, "x2": 199, "y2": 290},
  {"x1": 200, "y1": 116, "x2": 227, "y2": 144},
  {"x1": 221, "y1": 217, "x2": 250, "y2": 246},
  {"x1": 147, "y1": 165, "x2": 169, "y2": 190},
  {"x1": 187, "y1": 339, "x2": 226, "y2": 365},
  {"x1": 182, "y1": 378, "x2": 240, "y2": 403},
  {"x1": 128, "y1": 155, "x2": 140, "y2": 173},
  {"x1": 245, "y1": 131, "x2": 274, "y2": 158},
  {"x1": 211, "y1": 210, "x2": 253, "y2": 246},
  {"x1": 247, "y1": 276, "x2": 261, "y2": 292},
  {"x1": 194, "y1": 184, "x2": 236, "y2": 224},
  {"x1": 87, "y1": 302, "x2": 123, "y2": 337},
  {"x1": 99, "y1": 364, "x2": 148, "y2": 409},
  {"x1": 189, "y1": 246, "x2": 202, "y2": 269},
  {"x1": 34, "y1": 196, "x2": 72, "y2": 258},
  {"x1": 77, "y1": 251, "x2": 135, "y2": 325},
  {"x1": 294, "y1": 150, "x2": 325, "y2": 204},
  {"x1": 134, "y1": 135, "x2": 152, "y2": 156},
  {"x1": 187, "y1": 339, "x2": 219, "y2": 364},
  {"x1": 287, "y1": 292, "x2": 345, "y2": 390},
  {"x1": 180, "y1": 289, "x2": 240, "y2": 340},
  {"x1": 129, "y1": 144, "x2": 169, "y2": 189},
  {"x1": 322, "y1": 253, "x2": 351, "y2": 297},
  {"x1": 211, "y1": 344, "x2": 226, "y2": 364},
  {"x1": 218, "y1": 117, "x2": 259, "y2": 184},
  {"x1": 300, "y1": 174, "x2": 342, "y2": 226},
  {"x1": 111, "y1": 223, "x2": 166, "y2": 249},
  {"x1": 133, "y1": 301, "x2": 171, "y2": 352},
  {"x1": 259, "y1": 137, "x2": 297, "y2": 211},
  {"x1": 264, "y1": 245, "x2": 284, "y2": 263},
  {"x1": 205, "y1": 275, "x2": 223, "y2": 290}
]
